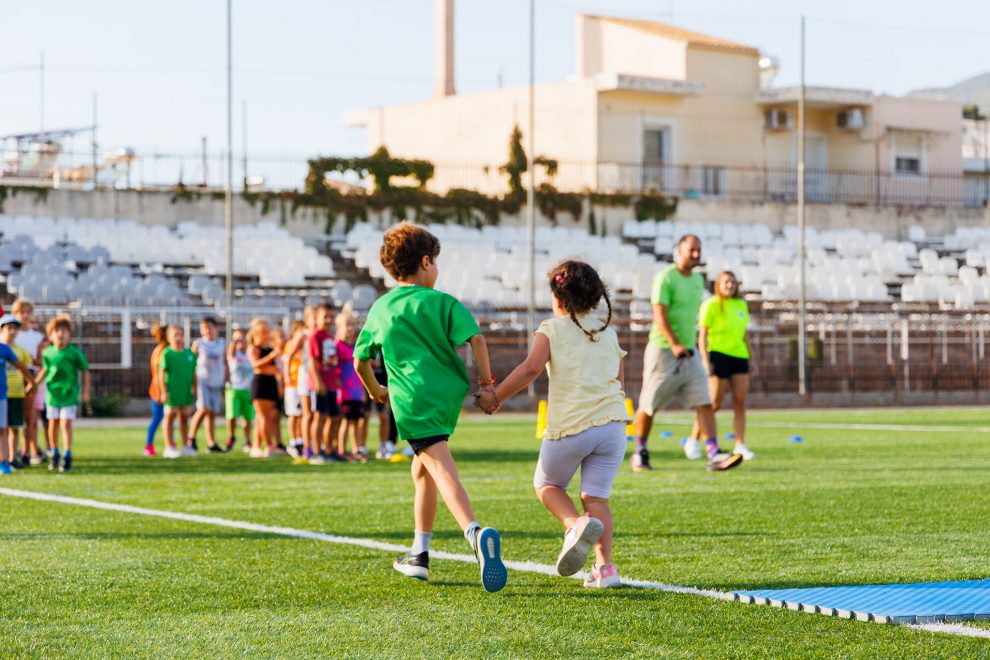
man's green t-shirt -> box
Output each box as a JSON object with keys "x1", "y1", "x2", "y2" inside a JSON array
[
  {"x1": 648, "y1": 264, "x2": 705, "y2": 349},
  {"x1": 699, "y1": 296, "x2": 751, "y2": 359},
  {"x1": 42, "y1": 344, "x2": 89, "y2": 408},
  {"x1": 354, "y1": 286, "x2": 481, "y2": 441},
  {"x1": 159, "y1": 347, "x2": 197, "y2": 407}
]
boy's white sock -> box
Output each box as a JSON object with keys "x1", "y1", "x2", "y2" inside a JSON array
[
  {"x1": 410, "y1": 529, "x2": 432, "y2": 554},
  {"x1": 463, "y1": 521, "x2": 481, "y2": 549}
]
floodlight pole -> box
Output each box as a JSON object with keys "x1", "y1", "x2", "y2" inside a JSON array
[
  {"x1": 526, "y1": 0, "x2": 536, "y2": 398},
  {"x1": 224, "y1": 0, "x2": 234, "y2": 343},
  {"x1": 797, "y1": 15, "x2": 808, "y2": 396},
  {"x1": 39, "y1": 51, "x2": 45, "y2": 135}
]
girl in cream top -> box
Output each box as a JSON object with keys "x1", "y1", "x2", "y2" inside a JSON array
[{"x1": 481, "y1": 260, "x2": 630, "y2": 588}]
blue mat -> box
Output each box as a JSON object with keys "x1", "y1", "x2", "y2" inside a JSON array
[{"x1": 733, "y1": 580, "x2": 990, "y2": 624}]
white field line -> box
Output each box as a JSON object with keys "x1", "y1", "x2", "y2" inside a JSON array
[
  {"x1": 740, "y1": 421, "x2": 990, "y2": 433},
  {"x1": 0, "y1": 487, "x2": 984, "y2": 640}
]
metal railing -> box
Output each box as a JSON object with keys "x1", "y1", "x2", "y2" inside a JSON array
[{"x1": 4, "y1": 150, "x2": 985, "y2": 209}]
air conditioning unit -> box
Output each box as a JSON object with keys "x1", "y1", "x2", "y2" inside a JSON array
[
  {"x1": 765, "y1": 108, "x2": 792, "y2": 130},
  {"x1": 836, "y1": 108, "x2": 865, "y2": 130}
]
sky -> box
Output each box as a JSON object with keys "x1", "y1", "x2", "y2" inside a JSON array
[{"x1": 1, "y1": 0, "x2": 988, "y2": 186}]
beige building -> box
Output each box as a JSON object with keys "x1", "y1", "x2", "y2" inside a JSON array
[{"x1": 346, "y1": 12, "x2": 965, "y2": 205}]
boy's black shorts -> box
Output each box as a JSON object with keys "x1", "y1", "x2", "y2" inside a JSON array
[
  {"x1": 314, "y1": 392, "x2": 340, "y2": 416},
  {"x1": 340, "y1": 400, "x2": 364, "y2": 421},
  {"x1": 407, "y1": 435, "x2": 448, "y2": 455}
]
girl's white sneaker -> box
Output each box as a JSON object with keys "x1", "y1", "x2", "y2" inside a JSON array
[
  {"x1": 583, "y1": 563, "x2": 621, "y2": 588},
  {"x1": 733, "y1": 443, "x2": 756, "y2": 461},
  {"x1": 556, "y1": 515, "x2": 604, "y2": 577}
]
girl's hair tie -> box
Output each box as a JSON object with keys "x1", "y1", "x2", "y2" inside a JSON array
[{"x1": 554, "y1": 274, "x2": 564, "y2": 282}]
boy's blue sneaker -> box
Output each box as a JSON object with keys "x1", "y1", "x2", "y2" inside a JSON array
[
  {"x1": 60, "y1": 454, "x2": 73, "y2": 473},
  {"x1": 0, "y1": 461, "x2": 12, "y2": 475},
  {"x1": 48, "y1": 453, "x2": 61, "y2": 472},
  {"x1": 473, "y1": 527, "x2": 507, "y2": 593}
]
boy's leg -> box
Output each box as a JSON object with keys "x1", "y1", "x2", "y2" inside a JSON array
[
  {"x1": 328, "y1": 416, "x2": 342, "y2": 455},
  {"x1": 163, "y1": 408, "x2": 176, "y2": 448},
  {"x1": 411, "y1": 455, "x2": 438, "y2": 534},
  {"x1": 61, "y1": 418, "x2": 73, "y2": 453},
  {"x1": 415, "y1": 442, "x2": 477, "y2": 530},
  {"x1": 204, "y1": 410, "x2": 217, "y2": 447},
  {"x1": 188, "y1": 407, "x2": 206, "y2": 443},
  {"x1": 178, "y1": 409, "x2": 190, "y2": 446}
]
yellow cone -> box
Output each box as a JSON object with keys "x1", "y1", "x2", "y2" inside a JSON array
[
  {"x1": 535, "y1": 400, "x2": 548, "y2": 440},
  {"x1": 625, "y1": 397, "x2": 636, "y2": 438}
]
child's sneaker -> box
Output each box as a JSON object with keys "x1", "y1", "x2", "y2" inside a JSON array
[
  {"x1": 631, "y1": 448, "x2": 652, "y2": 472},
  {"x1": 707, "y1": 452, "x2": 743, "y2": 471},
  {"x1": 163, "y1": 445, "x2": 182, "y2": 460},
  {"x1": 48, "y1": 452, "x2": 61, "y2": 472},
  {"x1": 472, "y1": 527, "x2": 507, "y2": 593},
  {"x1": 556, "y1": 515, "x2": 604, "y2": 577},
  {"x1": 733, "y1": 443, "x2": 756, "y2": 461},
  {"x1": 583, "y1": 563, "x2": 622, "y2": 588},
  {"x1": 683, "y1": 438, "x2": 703, "y2": 460},
  {"x1": 286, "y1": 443, "x2": 301, "y2": 459},
  {"x1": 181, "y1": 445, "x2": 198, "y2": 457},
  {"x1": 207, "y1": 443, "x2": 224, "y2": 454},
  {"x1": 224, "y1": 438, "x2": 236, "y2": 452},
  {"x1": 29, "y1": 454, "x2": 44, "y2": 466},
  {"x1": 307, "y1": 454, "x2": 325, "y2": 465},
  {"x1": 10, "y1": 457, "x2": 26, "y2": 470},
  {"x1": 59, "y1": 454, "x2": 73, "y2": 473},
  {"x1": 143, "y1": 444, "x2": 156, "y2": 457},
  {"x1": 249, "y1": 447, "x2": 268, "y2": 459},
  {"x1": 0, "y1": 461, "x2": 12, "y2": 475},
  {"x1": 393, "y1": 551, "x2": 429, "y2": 581}
]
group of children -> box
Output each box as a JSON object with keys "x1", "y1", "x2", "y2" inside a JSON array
[
  {"x1": 0, "y1": 300, "x2": 90, "y2": 474},
  {"x1": 146, "y1": 306, "x2": 398, "y2": 464}
]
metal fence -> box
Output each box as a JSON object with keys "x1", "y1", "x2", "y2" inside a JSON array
[
  {"x1": 36, "y1": 304, "x2": 990, "y2": 407},
  {"x1": 8, "y1": 150, "x2": 987, "y2": 209}
]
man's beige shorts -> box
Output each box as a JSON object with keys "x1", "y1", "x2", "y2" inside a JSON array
[{"x1": 638, "y1": 346, "x2": 712, "y2": 415}]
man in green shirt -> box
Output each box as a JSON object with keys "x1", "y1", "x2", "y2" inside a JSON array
[
  {"x1": 354, "y1": 221, "x2": 506, "y2": 593},
  {"x1": 158, "y1": 326, "x2": 197, "y2": 459},
  {"x1": 632, "y1": 234, "x2": 741, "y2": 473}
]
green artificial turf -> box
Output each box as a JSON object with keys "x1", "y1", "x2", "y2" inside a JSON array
[{"x1": 1, "y1": 407, "x2": 989, "y2": 657}]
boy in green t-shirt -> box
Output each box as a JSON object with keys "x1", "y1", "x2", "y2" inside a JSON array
[
  {"x1": 354, "y1": 222, "x2": 506, "y2": 593},
  {"x1": 158, "y1": 326, "x2": 198, "y2": 459},
  {"x1": 35, "y1": 315, "x2": 90, "y2": 473}
]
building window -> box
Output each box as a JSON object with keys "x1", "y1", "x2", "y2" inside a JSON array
[
  {"x1": 891, "y1": 130, "x2": 926, "y2": 176},
  {"x1": 895, "y1": 157, "x2": 921, "y2": 175},
  {"x1": 702, "y1": 166, "x2": 724, "y2": 196}
]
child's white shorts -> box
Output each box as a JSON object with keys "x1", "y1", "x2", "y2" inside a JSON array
[
  {"x1": 533, "y1": 421, "x2": 626, "y2": 499},
  {"x1": 47, "y1": 405, "x2": 77, "y2": 421},
  {"x1": 284, "y1": 387, "x2": 302, "y2": 417}
]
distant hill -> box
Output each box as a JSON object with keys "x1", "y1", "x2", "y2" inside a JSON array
[{"x1": 909, "y1": 71, "x2": 990, "y2": 112}]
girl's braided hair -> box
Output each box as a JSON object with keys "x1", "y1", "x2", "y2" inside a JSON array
[{"x1": 547, "y1": 260, "x2": 612, "y2": 342}]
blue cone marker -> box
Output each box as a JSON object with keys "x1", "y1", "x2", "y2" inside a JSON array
[
  {"x1": 789, "y1": 435, "x2": 804, "y2": 443},
  {"x1": 659, "y1": 431, "x2": 673, "y2": 438},
  {"x1": 679, "y1": 438, "x2": 688, "y2": 446},
  {"x1": 726, "y1": 433, "x2": 735, "y2": 440}
]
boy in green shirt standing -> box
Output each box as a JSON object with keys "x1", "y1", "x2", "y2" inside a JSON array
[
  {"x1": 36, "y1": 315, "x2": 90, "y2": 473},
  {"x1": 158, "y1": 326, "x2": 197, "y2": 459},
  {"x1": 354, "y1": 222, "x2": 507, "y2": 593}
]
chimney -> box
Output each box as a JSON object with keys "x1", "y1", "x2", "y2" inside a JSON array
[{"x1": 434, "y1": 0, "x2": 455, "y2": 98}]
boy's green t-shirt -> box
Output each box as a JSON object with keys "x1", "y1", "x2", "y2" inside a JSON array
[
  {"x1": 699, "y1": 296, "x2": 751, "y2": 359},
  {"x1": 354, "y1": 286, "x2": 481, "y2": 441},
  {"x1": 159, "y1": 347, "x2": 197, "y2": 407},
  {"x1": 42, "y1": 344, "x2": 89, "y2": 408},
  {"x1": 648, "y1": 264, "x2": 705, "y2": 350}
]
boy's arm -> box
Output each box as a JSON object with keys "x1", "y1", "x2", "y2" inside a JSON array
[
  {"x1": 489, "y1": 333, "x2": 550, "y2": 410},
  {"x1": 468, "y1": 334, "x2": 494, "y2": 383},
  {"x1": 307, "y1": 336, "x2": 326, "y2": 395},
  {"x1": 15, "y1": 360, "x2": 34, "y2": 394},
  {"x1": 81, "y1": 370, "x2": 91, "y2": 405},
  {"x1": 33, "y1": 366, "x2": 47, "y2": 386},
  {"x1": 157, "y1": 365, "x2": 168, "y2": 404},
  {"x1": 355, "y1": 358, "x2": 386, "y2": 403}
]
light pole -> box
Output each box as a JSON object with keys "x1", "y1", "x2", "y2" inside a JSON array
[
  {"x1": 224, "y1": 0, "x2": 234, "y2": 342},
  {"x1": 526, "y1": 0, "x2": 536, "y2": 397},
  {"x1": 797, "y1": 15, "x2": 808, "y2": 396}
]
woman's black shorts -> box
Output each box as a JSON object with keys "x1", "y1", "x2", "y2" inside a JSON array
[
  {"x1": 708, "y1": 351, "x2": 749, "y2": 379},
  {"x1": 250, "y1": 374, "x2": 280, "y2": 402}
]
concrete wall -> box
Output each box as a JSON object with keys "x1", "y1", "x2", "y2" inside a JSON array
[
  {"x1": 579, "y1": 15, "x2": 687, "y2": 80},
  {"x1": 3, "y1": 189, "x2": 988, "y2": 242}
]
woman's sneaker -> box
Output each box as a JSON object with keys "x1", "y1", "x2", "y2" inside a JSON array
[
  {"x1": 163, "y1": 445, "x2": 182, "y2": 460},
  {"x1": 555, "y1": 515, "x2": 604, "y2": 577},
  {"x1": 583, "y1": 563, "x2": 622, "y2": 588},
  {"x1": 472, "y1": 527, "x2": 508, "y2": 593},
  {"x1": 393, "y1": 551, "x2": 429, "y2": 581},
  {"x1": 733, "y1": 443, "x2": 756, "y2": 461}
]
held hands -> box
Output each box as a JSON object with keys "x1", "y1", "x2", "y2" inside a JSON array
[{"x1": 473, "y1": 386, "x2": 499, "y2": 415}]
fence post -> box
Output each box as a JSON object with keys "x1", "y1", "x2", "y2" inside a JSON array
[
  {"x1": 121, "y1": 307, "x2": 132, "y2": 368},
  {"x1": 901, "y1": 319, "x2": 910, "y2": 392}
]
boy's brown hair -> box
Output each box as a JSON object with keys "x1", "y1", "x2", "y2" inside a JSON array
[
  {"x1": 380, "y1": 222, "x2": 440, "y2": 280},
  {"x1": 11, "y1": 299, "x2": 34, "y2": 314},
  {"x1": 46, "y1": 315, "x2": 73, "y2": 336}
]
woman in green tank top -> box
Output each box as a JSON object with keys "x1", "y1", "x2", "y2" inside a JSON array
[{"x1": 689, "y1": 271, "x2": 756, "y2": 461}]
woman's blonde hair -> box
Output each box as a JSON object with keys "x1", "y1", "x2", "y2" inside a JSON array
[
  {"x1": 714, "y1": 270, "x2": 740, "y2": 311},
  {"x1": 246, "y1": 318, "x2": 271, "y2": 347}
]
